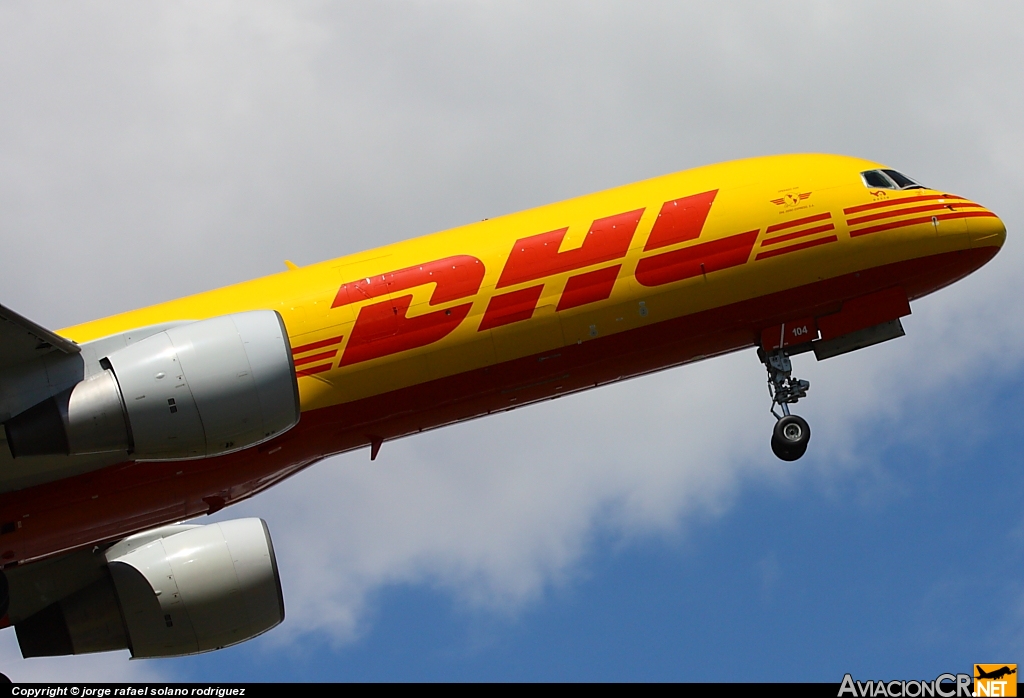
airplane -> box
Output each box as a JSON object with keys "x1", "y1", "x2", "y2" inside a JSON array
[
  {"x1": 976, "y1": 666, "x2": 1017, "y2": 681},
  {"x1": 0, "y1": 153, "x2": 1004, "y2": 660}
]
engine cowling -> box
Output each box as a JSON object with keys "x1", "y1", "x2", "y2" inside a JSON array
[
  {"x1": 15, "y1": 518, "x2": 285, "y2": 658},
  {"x1": 4, "y1": 310, "x2": 300, "y2": 460}
]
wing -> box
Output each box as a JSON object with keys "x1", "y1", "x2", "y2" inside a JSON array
[
  {"x1": 0, "y1": 304, "x2": 90, "y2": 478},
  {"x1": 0, "y1": 303, "x2": 79, "y2": 371}
]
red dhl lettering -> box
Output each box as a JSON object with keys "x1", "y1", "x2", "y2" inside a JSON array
[
  {"x1": 644, "y1": 190, "x2": 717, "y2": 251},
  {"x1": 479, "y1": 208, "x2": 644, "y2": 331},
  {"x1": 478, "y1": 285, "x2": 544, "y2": 332},
  {"x1": 635, "y1": 230, "x2": 758, "y2": 287},
  {"x1": 495, "y1": 209, "x2": 644, "y2": 289},
  {"x1": 319, "y1": 190, "x2": 774, "y2": 370},
  {"x1": 635, "y1": 188, "x2": 761, "y2": 286},
  {"x1": 556, "y1": 265, "x2": 621, "y2": 311},
  {"x1": 333, "y1": 256, "x2": 485, "y2": 366}
]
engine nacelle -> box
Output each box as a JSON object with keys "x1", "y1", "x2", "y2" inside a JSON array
[
  {"x1": 15, "y1": 518, "x2": 285, "y2": 658},
  {"x1": 4, "y1": 310, "x2": 299, "y2": 460}
]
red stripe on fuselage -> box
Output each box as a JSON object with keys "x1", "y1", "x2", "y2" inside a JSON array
[
  {"x1": 847, "y1": 201, "x2": 983, "y2": 227},
  {"x1": 760, "y1": 224, "x2": 836, "y2": 247},
  {"x1": 291, "y1": 336, "x2": 344, "y2": 355},
  {"x1": 293, "y1": 350, "x2": 338, "y2": 367},
  {"x1": 755, "y1": 235, "x2": 839, "y2": 260},
  {"x1": 850, "y1": 210, "x2": 999, "y2": 238},
  {"x1": 765, "y1": 212, "x2": 832, "y2": 234},
  {"x1": 843, "y1": 194, "x2": 966, "y2": 215}
]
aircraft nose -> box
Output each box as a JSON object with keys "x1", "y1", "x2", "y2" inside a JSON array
[{"x1": 967, "y1": 208, "x2": 1006, "y2": 250}]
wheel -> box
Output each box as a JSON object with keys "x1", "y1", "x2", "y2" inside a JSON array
[{"x1": 771, "y1": 415, "x2": 810, "y2": 461}]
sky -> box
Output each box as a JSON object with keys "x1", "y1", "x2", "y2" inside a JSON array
[{"x1": 0, "y1": 0, "x2": 1022, "y2": 683}]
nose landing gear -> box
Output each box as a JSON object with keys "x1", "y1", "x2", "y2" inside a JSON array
[{"x1": 760, "y1": 348, "x2": 811, "y2": 461}]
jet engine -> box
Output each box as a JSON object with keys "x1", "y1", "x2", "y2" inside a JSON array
[
  {"x1": 3, "y1": 310, "x2": 299, "y2": 460},
  {"x1": 15, "y1": 518, "x2": 285, "y2": 658}
]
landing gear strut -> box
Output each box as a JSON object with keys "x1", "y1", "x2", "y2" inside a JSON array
[{"x1": 760, "y1": 348, "x2": 811, "y2": 461}]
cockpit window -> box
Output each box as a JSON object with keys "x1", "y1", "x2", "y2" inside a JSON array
[
  {"x1": 861, "y1": 170, "x2": 895, "y2": 189},
  {"x1": 861, "y1": 169, "x2": 926, "y2": 190},
  {"x1": 881, "y1": 169, "x2": 924, "y2": 189}
]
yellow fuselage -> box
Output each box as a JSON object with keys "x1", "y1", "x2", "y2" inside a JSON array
[{"x1": 60, "y1": 153, "x2": 1005, "y2": 412}]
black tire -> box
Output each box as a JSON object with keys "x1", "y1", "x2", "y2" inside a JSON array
[{"x1": 771, "y1": 415, "x2": 810, "y2": 461}]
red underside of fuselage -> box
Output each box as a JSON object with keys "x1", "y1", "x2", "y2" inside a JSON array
[{"x1": 0, "y1": 246, "x2": 997, "y2": 566}]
